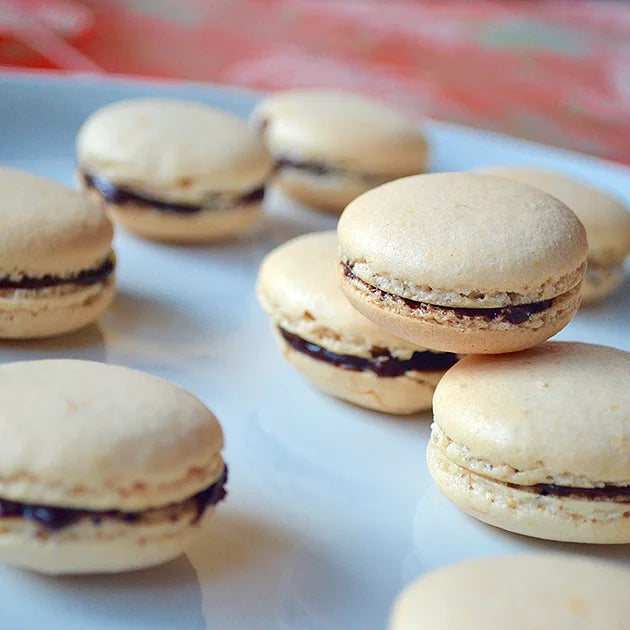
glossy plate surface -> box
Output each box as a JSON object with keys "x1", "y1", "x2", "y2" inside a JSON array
[{"x1": 0, "y1": 73, "x2": 629, "y2": 629}]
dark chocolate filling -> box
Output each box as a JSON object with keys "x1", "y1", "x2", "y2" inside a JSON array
[
  {"x1": 342, "y1": 263, "x2": 553, "y2": 325},
  {"x1": 0, "y1": 466, "x2": 228, "y2": 531},
  {"x1": 279, "y1": 327, "x2": 458, "y2": 376},
  {"x1": 532, "y1": 483, "x2": 630, "y2": 504},
  {"x1": 275, "y1": 156, "x2": 388, "y2": 185},
  {"x1": 82, "y1": 172, "x2": 265, "y2": 213},
  {"x1": 0, "y1": 256, "x2": 115, "y2": 290}
]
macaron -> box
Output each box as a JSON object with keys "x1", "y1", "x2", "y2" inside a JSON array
[
  {"x1": 77, "y1": 98, "x2": 273, "y2": 242},
  {"x1": 390, "y1": 555, "x2": 630, "y2": 629},
  {"x1": 338, "y1": 172, "x2": 587, "y2": 355},
  {"x1": 256, "y1": 232, "x2": 458, "y2": 414},
  {"x1": 479, "y1": 166, "x2": 630, "y2": 303},
  {"x1": 427, "y1": 342, "x2": 630, "y2": 543},
  {"x1": 0, "y1": 167, "x2": 115, "y2": 339},
  {"x1": 250, "y1": 89, "x2": 428, "y2": 213},
  {"x1": 0, "y1": 359, "x2": 227, "y2": 574}
]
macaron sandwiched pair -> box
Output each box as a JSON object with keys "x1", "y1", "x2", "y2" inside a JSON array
[
  {"x1": 0, "y1": 167, "x2": 115, "y2": 338},
  {"x1": 77, "y1": 98, "x2": 273, "y2": 243},
  {"x1": 338, "y1": 172, "x2": 588, "y2": 354},
  {"x1": 0, "y1": 360, "x2": 227, "y2": 574},
  {"x1": 390, "y1": 555, "x2": 630, "y2": 630},
  {"x1": 251, "y1": 89, "x2": 428, "y2": 214},
  {"x1": 427, "y1": 342, "x2": 630, "y2": 543},
  {"x1": 480, "y1": 166, "x2": 630, "y2": 303},
  {"x1": 257, "y1": 232, "x2": 458, "y2": 414}
]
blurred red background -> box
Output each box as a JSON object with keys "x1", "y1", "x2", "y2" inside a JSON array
[{"x1": 1, "y1": 0, "x2": 629, "y2": 163}]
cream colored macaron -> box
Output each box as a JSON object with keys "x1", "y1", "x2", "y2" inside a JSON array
[
  {"x1": 480, "y1": 166, "x2": 630, "y2": 304},
  {"x1": 0, "y1": 359, "x2": 226, "y2": 574},
  {"x1": 427, "y1": 342, "x2": 630, "y2": 543},
  {"x1": 257, "y1": 232, "x2": 457, "y2": 414},
  {"x1": 390, "y1": 555, "x2": 630, "y2": 629},
  {"x1": 77, "y1": 98, "x2": 273, "y2": 242},
  {"x1": 250, "y1": 89, "x2": 428, "y2": 214},
  {"x1": 338, "y1": 172, "x2": 587, "y2": 354},
  {"x1": 0, "y1": 167, "x2": 115, "y2": 339}
]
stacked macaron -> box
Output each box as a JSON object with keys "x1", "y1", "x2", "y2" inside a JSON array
[
  {"x1": 332, "y1": 171, "x2": 630, "y2": 544},
  {"x1": 325, "y1": 170, "x2": 629, "y2": 624},
  {"x1": 257, "y1": 232, "x2": 458, "y2": 414},
  {"x1": 337, "y1": 172, "x2": 587, "y2": 355}
]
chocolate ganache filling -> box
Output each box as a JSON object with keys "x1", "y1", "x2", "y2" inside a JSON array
[
  {"x1": 342, "y1": 263, "x2": 553, "y2": 325},
  {"x1": 275, "y1": 156, "x2": 389, "y2": 185},
  {"x1": 0, "y1": 466, "x2": 228, "y2": 531},
  {"x1": 530, "y1": 483, "x2": 630, "y2": 503},
  {"x1": 82, "y1": 172, "x2": 265, "y2": 213},
  {"x1": 0, "y1": 256, "x2": 114, "y2": 290},
  {"x1": 280, "y1": 327, "x2": 458, "y2": 376}
]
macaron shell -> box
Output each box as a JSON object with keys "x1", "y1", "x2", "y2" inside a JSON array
[
  {"x1": 97, "y1": 194, "x2": 263, "y2": 243},
  {"x1": 427, "y1": 442, "x2": 630, "y2": 543},
  {"x1": 0, "y1": 167, "x2": 114, "y2": 276},
  {"x1": 0, "y1": 360, "x2": 224, "y2": 510},
  {"x1": 390, "y1": 554, "x2": 630, "y2": 629},
  {"x1": 251, "y1": 89, "x2": 428, "y2": 176},
  {"x1": 432, "y1": 342, "x2": 630, "y2": 483},
  {"x1": 258, "y1": 231, "x2": 431, "y2": 357},
  {"x1": 338, "y1": 173, "x2": 587, "y2": 305},
  {"x1": 273, "y1": 169, "x2": 378, "y2": 214},
  {"x1": 480, "y1": 166, "x2": 630, "y2": 264},
  {"x1": 77, "y1": 98, "x2": 273, "y2": 202},
  {"x1": 275, "y1": 328, "x2": 437, "y2": 414},
  {"x1": 0, "y1": 505, "x2": 217, "y2": 574},
  {"x1": 0, "y1": 278, "x2": 115, "y2": 339},
  {"x1": 340, "y1": 269, "x2": 582, "y2": 354}
]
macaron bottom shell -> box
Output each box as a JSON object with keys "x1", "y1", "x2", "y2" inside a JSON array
[
  {"x1": 275, "y1": 328, "x2": 437, "y2": 414},
  {"x1": 81, "y1": 183, "x2": 263, "y2": 243},
  {"x1": 0, "y1": 279, "x2": 115, "y2": 339},
  {"x1": 0, "y1": 505, "x2": 217, "y2": 575},
  {"x1": 274, "y1": 168, "x2": 387, "y2": 215},
  {"x1": 340, "y1": 272, "x2": 582, "y2": 355},
  {"x1": 427, "y1": 442, "x2": 630, "y2": 544},
  {"x1": 97, "y1": 198, "x2": 262, "y2": 244}
]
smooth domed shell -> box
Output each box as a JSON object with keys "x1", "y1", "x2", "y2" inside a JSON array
[
  {"x1": 432, "y1": 342, "x2": 630, "y2": 483},
  {"x1": 391, "y1": 555, "x2": 630, "y2": 630},
  {"x1": 0, "y1": 167, "x2": 113, "y2": 276}
]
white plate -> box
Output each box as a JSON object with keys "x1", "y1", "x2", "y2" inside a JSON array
[{"x1": 0, "y1": 73, "x2": 629, "y2": 630}]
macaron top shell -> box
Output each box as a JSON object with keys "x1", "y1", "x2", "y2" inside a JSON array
[
  {"x1": 480, "y1": 166, "x2": 630, "y2": 264},
  {"x1": 338, "y1": 172, "x2": 588, "y2": 307},
  {"x1": 251, "y1": 89, "x2": 428, "y2": 176},
  {"x1": 432, "y1": 342, "x2": 630, "y2": 485},
  {"x1": 390, "y1": 555, "x2": 630, "y2": 630},
  {"x1": 0, "y1": 360, "x2": 224, "y2": 511},
  {"x1": 0, "y1": 167, "x2": 113, "y2": 277},
  {"x1": 77, "y1": 98, "x2": 273, "y2": 202},
  {"x1": 257, "y1": 231, "x2": 430, "y2": 355}
]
